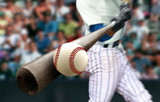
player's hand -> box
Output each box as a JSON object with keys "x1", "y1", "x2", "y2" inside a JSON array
[
  {"x1": 112, "y1": 3, "x2": 132, "y2": 32},
  {"x1": 119, "y1": 3, "x2": 132, "y2": 22}
]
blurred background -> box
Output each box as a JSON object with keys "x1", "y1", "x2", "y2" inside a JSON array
[{"x1": 0, "y1": 0, "x2": 160, "y2": 102}]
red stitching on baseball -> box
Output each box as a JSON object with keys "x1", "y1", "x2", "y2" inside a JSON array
[
  {"x1": 54, "y1": 45, "x2": 62, "y2": 69},
  {"x1": 69, "y1": 47, "x2": 84, "y2": 74}
]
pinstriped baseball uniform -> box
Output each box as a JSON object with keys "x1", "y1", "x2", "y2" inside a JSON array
[{"x1": 76, "y1": 0, "x2": 153, "y2": 102}]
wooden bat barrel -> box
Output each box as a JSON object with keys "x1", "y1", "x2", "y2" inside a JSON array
[{"x1": 16, "y1": 51, "x2": 60, "y2": 95}]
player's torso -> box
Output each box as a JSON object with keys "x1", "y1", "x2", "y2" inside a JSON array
[
  {"x1": 76, "y1": 0, "x2": 125, "y2": 44},
  {"x1": 76, "y1": 0, "x2": 122, "y2": 25}
]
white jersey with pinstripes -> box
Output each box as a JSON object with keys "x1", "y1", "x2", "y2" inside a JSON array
[
  {"x1": 76, "y1": 0, "x2": 153, "y2": 102},
  {"x1": 76, "y1": 0, "x2": 124, "y2": 45}
]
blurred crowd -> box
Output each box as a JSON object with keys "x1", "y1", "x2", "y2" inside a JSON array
[{"x1": 0, "y1": 0, "x2": 159, "y2": 80}]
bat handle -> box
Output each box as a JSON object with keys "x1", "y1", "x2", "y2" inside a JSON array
[
  {"x1": 122, "y1": 0, "x2": 131, "y2": 3},
  {"x1": 122, "y1": 0, "x2": 132, "y2": 7}
]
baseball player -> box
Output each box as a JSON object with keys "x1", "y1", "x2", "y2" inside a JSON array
[{"x1": 76, "y1": 0, "x2": 152, "y2": 102}]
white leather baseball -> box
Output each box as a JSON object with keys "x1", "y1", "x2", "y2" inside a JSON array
[{"x1": 53, "y1": 43, "x2": 88, "y2": 76}]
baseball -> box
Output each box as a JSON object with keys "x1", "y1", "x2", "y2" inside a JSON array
[{"x1": 53, "y1": 43, "x2": 88, "y2": 76}]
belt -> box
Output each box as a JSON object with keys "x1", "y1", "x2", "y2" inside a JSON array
[{"x1": 103, "y1": 40, "x2": 120, "y2": 48}]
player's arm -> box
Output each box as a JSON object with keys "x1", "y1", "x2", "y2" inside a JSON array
[
  {"x1": 89, "y1": 3, "x2": 132, "y2": 41},
  {"x1": 110, "y1": 3, "x2": 131, "y2": 34}
]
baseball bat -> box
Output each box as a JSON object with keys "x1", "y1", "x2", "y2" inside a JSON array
[{"x1": 16, "y1": 21, "x2": 116, "y2": 95}]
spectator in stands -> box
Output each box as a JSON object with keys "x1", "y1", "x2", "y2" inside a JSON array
[
  {"x1": 37, "y1": 11, "x2": 58, "y2": 35},
  {"x1": 51, "y1": 30, "x2": 66, "y2": 49},
  {"x1": 11, "y1": 38, "x2": 22, "y2": 61},
  {"x1": 34, "y1": 0, "x2": 52, "y2": 20},
  {"x1": 0, "y1": 61, "x2": 14, "y2": 80},
  {"x1": 35, "y1": 29, "x2": 51, "y2": 53},
  {"x1": 45, "y1": 33, "x2": 56, "y2": 52},
  {"x1": 19, "y1": 43, "x2": 30, "y2": 65},
  {"x1": 131, "y1": 4, "x2": 145, "y2": 25},
  {"x1": 13, "y1": 13, "x2": 24, "y2": 33},
  {"x1": 8, "y1": 57, "x2": 19, "y2": 76},
  {"x1": 124, "y1": 21, "x2": 133, "y2": 35},
  {"x1": 23, "y1": 0, "x2": 34, "y2": 18},
  {"x1": 73, "y1": 27, "x2": 83, "y2": 39},
  {"x1": 0, "y1": 51, "x2": 8, "y2": 60},
  {"x1": 123, "y1": 32, "x2": 140, "y2": 60},
  {"x1": 130, "y1": 19, "x2": 149, "y2": 41},
  {"x1": 125, "y1": 41, "x2": 135, "y2": 61},
  {"x1": 55, "y1": 0, "x2": 70, "y2": 22},
  {"x1": 56, "y1": 30, "x2": 66, "y2": 44},
  {"x1": 20, "y1": 42, "x2": 41, "y2": 65},
  {"x1": 151, "y1": 0, "x2": 160, "y2": 16},
  {"x1": 29, "y1": 41, "x2": 41, "y2": 60},
  {"x1": 48, "y1": 32, "x2": 55, "y2": 41},
  {"x1": 59, "y1": 13, "x2": 78, "y2": 40},
  {"x1": 0, "y1": 11, "x2": 8, "y2": 35},
  {"x1": 0, "y1": 24, "x2": 20, "y2": 51},
  {"x1": 130, "y1": 61, "x2": 142, "y2": 79},
  {"x1": 142, "y1": 65, "x2": 158, "y2": 80},
  {"x1": 141, "y1": 32, "x2": 158, "y2": 54},
  {"x1": 126, "y1": 32, "x2": 141, "y2": 49},
  {"x1": 25, "y1": 15, "x2": 38, "y2": 39},
  {"x1": 132, "y1": 49, "x2": 152, "y2": 73},
  {"x1": 147, "y1": 14, "x2": 160, "y2": 34},
  {"x1": 4, "y1": 0, "x2": 21, "y2": 20},
  {"x1": 20, "y1": 28, "x2": 31, "y2": 48},
  {"x1": 68, "y1": 2, "x2": 83, "y2": 26},
  {"x1": 8, "y1": 40, "x2": 20, "y2": 74},
  {"x1": 67, "y1": 27, "x2": 83, "y2": 42}
]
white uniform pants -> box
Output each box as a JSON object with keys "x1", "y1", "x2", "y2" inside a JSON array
[{"x1": 86, "y1": 45, "x2": 152, "y2": 102}]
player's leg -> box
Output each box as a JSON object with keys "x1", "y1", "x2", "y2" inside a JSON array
[
  {"x1": 86, "y1": 45, "x2": 121, "y2": 102},
  {"x1": 116, "y1": 54, "x2": 152, "y2": 102}
]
